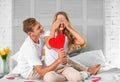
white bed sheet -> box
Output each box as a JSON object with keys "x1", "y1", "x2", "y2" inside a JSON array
[
  {"x1": 0, "y1": 64, "x2": 120, "y2": 82},
  {"x1": 84, "y1": 64, "x2": 120, "y2": 82},
  {"x1": 1, "y1": 50, "x2": 120, "y2": 82}
]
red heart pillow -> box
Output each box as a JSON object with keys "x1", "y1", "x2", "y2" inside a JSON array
[{"x1": 49, "y1": 33, "x2": 65, "y2": 49}]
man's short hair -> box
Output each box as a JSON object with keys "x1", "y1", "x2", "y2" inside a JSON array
[{"x1": 23, "y1": 18, "x2": 36, "y2": 34}]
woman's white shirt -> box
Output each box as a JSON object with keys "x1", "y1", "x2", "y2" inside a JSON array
[{"x1": 44, "y1": 31, "x2": 68, "y2": 70}]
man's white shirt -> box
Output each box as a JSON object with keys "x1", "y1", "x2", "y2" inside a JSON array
[{"x1": 10, "y1": 35, "x2": 44, "y2": 78}]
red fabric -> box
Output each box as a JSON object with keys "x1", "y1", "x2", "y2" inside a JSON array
[
  {"x1": 92, "y1": 76, "x2": 101, "y2": 82},
  {"x1": 25, "y1": 80, "x2": 34, "y2": 82},
  {"x1": 6, "y1": 76, "x2": 15, "y2": 80}
]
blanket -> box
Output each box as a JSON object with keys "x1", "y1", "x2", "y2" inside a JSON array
[{"x1": 0, "y1": 64, "x2": 120, "y2": 82}]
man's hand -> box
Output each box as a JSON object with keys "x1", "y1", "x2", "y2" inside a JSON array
[{"x1": 58, "y1": 48, "x2": 67, "y2": 65}]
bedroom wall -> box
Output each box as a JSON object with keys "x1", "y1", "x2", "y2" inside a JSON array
[
  {"x1": 12, "y1": 0, "x2": 104, "y2": 54},
  {"x1": 105, "y1": 0, "x2": 120, "y2": 67},
  {"x1": 0, "y1": 0, "x2": 12, "y2": 73},
  {"x1": 0, "y1": 0, "x2": 12, "y2": 50}
]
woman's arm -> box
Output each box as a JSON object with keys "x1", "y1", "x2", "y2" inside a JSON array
[
  {"x1": 44, "y1": 19, "x2": 61, "y2": 48},
  {"x1": 63, "y1": 18, "x2": 86, "y2": 46},
  {"x1": 67, "y1": 58, "x2": 87, "y2": 71}
]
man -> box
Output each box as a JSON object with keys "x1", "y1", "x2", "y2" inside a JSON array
[{"x1": 10, "y1": 18, "x2": 67, "y2": 80}]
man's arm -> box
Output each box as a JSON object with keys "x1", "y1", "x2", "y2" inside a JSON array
[
  {"x1": 33, "y1": 58, "x2": 61, "y2": 77},
  {"x1": 34, "y1": 48, "x2": 67, "y2": 77}
]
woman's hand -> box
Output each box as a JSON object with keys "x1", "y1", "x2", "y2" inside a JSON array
[
  {"x1": 50, "y1": 19, "x2": 61, "y2": 37},
  {"x1": 51, "y1": 18, "x2": 61, "y2": 32},
  {"x1": 62, "y1": 17, "x2": 71, "y2": 29},
  {"x1": 58, "y1": 48, "x2": 67, "y2": 65}
]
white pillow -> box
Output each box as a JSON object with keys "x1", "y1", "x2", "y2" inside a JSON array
[
  {"x1": 71, "y1": 50, "x2": 106, "y2": 67},
  {"x1": 9, "y1": 52, "x2": 23, "y2": 75},
  {"x1": 11, "y1": 51, "x2": 20, "y2": 62},
  {"x1": 9, "y1": 51, "x2": 20, "y2": 72}
]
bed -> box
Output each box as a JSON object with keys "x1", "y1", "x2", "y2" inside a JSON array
[{"x1": 0, "y1": 50, "x2": 120, "y2": 82}]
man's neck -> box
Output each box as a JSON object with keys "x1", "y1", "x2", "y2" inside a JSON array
[{"x1": 30, "y1": 36, "x2": 39, "y2": 44}]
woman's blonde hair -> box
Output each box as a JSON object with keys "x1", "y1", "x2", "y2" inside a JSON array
[{"x1": 53, "y1": 11, "x2": 74, "y2": 52}]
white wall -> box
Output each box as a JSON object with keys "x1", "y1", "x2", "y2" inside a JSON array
[
  {"x1": 105, "y1": 0, "x2": 120, "y2": 67},
  {"x1": 0, "y1": 0, "x2": 12, "y2": 49},
  {"x1": 0, "y1": 0, "x2": 12, "y2": 73},
  {"x1": 13, "y1": 0, "x2": 104, "y2": 54}
]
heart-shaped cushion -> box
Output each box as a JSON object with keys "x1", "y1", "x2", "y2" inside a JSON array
[{"x1": 49, "y1": 33, "x2": 65, "y2": 49}]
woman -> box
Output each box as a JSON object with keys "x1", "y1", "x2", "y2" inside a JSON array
[{"x1": 43, "y1": 11, "x2": 101, "y2": 82}]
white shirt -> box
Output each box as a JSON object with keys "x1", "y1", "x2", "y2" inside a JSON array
[
  {"x1": 44, "y1": 31, "x2": 68, "y2": 70},
  {"x1": 10, "y1": 35, "x2": 44, "y2": 78}
]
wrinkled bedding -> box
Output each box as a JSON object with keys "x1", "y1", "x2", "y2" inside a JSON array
[
  {"x1": 0, "y1": 64, "x2": 120, "y2": 82},
  {"x1": 84, "y1": 64, "x2": 120, "y2": 82},
  {"x1": 1, "y1": 50, "x2": 120, "y2": 82}
]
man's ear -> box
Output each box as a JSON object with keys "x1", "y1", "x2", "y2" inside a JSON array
[{"x1": 28, "y1": 31, "x2": 32, "y2": 36}]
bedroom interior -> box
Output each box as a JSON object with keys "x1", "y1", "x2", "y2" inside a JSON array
[{"x1": 0, "y1": 0, "x2": 120, "y2": 82}]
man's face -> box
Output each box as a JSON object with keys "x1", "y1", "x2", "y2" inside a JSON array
[{"x1": 31, "y1": 21, "x2": 44, "y2": 38}]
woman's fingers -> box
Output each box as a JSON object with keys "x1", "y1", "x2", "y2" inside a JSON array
[{"x1": 58, "y1": 48, "x2": 67, "y2": 58}]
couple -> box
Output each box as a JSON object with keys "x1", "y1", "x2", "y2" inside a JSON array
[{"x1": 11, "y1": 11, "x2": 101, "y2": 82}]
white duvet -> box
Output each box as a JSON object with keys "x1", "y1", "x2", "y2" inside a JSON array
[
  {"x1": 0, "y1": 50, "x2": 120, "y2": 82},
  {"x1": 1, "y1": 65, "x2": 120, "y2": 82},
  {"x1": 84, "y1": 64, "x2": 120, "y2": 82}
]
